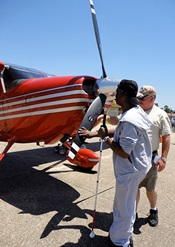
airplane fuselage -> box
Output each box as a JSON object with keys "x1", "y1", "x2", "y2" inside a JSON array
[{"x1": 0, "y1": 74, "x2": 95, "y2": 144}]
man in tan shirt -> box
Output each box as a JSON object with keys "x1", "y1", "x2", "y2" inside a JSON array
[{"x1": 135, "y1": 86, "x2": 171, "y2": 228}]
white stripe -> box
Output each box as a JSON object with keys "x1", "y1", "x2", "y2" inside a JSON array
[
  {"x1": 91, "y1": 9, "x2": 95, "y2": 14},
  {"x1": 90, "y1": 0, "x2": 96, "y2": 14},
  {"x1": 0, "y1": 106, "x2": 84, "y2": 120},
  {"x1": 0, "y1": 98, "x2": 111, "y2": 120},
  {"x1": 72, "y1": 142, "x2": 80, "y2": 152},
  {"x1": 68, "y1": 151, "x2": 75, "y2": 159},
  {"x1": 1, "y1": 98, "x2": 93, "y2": 115},
  {"x1": 0, "y1": 84, "x2": 83, "y2": 104},
  {"x1": 27, "y1": 90, "x2": 85, "y2": 103},
  {"x1": 88, "y1": 158, "x2": 100, "y2": 162},
  {"x1": 1, "y1": 89, "x2": 86, "y2": 108}
]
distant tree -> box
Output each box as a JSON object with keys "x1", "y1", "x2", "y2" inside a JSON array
[{"x1": 163, "y1": 105, "x2": 173, "y2": 113}]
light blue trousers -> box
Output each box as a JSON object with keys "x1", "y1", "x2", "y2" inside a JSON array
[{"x1": 109, "y1": 171, "x2": 146, "y2": 246}]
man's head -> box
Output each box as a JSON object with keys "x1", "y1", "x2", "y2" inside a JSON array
[
  {"x1": 137, "y1": 85, "x2": 156, "y2": 110},
  {"x1": 137, "y1": 86, "x2": 156, "y2": 99},
  {"x1": 116, "y1": 79, "x2": 139, "y2": 106}
]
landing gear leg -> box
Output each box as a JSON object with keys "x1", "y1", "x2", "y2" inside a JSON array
[{"x1": 54, "y1": 134, "x2": 71, "y2": 155}]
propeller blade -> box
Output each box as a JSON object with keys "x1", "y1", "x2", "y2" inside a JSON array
[
  {"x1": 89, "y1": 0, "x2": 107, "y2": 78},
  {"x1": 68, "y1": 94, "x2": 106, "y2": 159},
  {"x1": 68, "y1": 1, "x2": 115, "y2": 160}
]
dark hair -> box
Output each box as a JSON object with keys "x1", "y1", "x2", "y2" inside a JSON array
[{"x1": 118, "y1": 79, "x2": 139, "y2": 105}]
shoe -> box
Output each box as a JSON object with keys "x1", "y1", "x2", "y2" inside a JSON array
[
  {"x1": 148, "y1": 209, "x2": 158, "y2": 227},
  {"x1": 107, "y1": 235, "x2": 133, "y2": 247},
  {"x1": 107, "y1": 236, "x2": 123, "y2": 246}
]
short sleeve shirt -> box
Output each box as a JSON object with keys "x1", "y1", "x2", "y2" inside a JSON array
[{"x1": 145, "y1": 104, "x2": 171, "y2": 151}]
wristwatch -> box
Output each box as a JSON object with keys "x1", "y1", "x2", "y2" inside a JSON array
[
  {"x1": 161, "y1": 157, "x2": 167, "y2": 163},
  {"x1": 103, "y1": 136, "x2": 110, "y2": 142}
]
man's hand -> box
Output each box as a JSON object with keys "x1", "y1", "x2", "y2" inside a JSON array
[
  {"x1": 98, "y1": 126, "x2": 107, "y2": 140},
  {"x1": 156, "y1": 158, "x2": 166, "y2": 172},
  {"x1": 78, "y1": 127, "x2": 97, "y2": 138}
]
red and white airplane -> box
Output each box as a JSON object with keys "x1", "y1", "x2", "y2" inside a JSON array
[{"x1": 0, "y1": 0, "x2": 119, "y2": 169}]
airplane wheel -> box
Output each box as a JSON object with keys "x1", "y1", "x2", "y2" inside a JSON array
[
  {"x1": 54, "y1": 146, "x2": 59, "y2": 153},
  {"x1": 54, "y1": 145, "x2": 66, "y2": 155},
  {"x1": 59, "y1": 147, "x2": 66, "y2": 155}
]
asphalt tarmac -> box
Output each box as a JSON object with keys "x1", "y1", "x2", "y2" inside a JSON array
[{"x1": 0, "y1": 131, "x2": 175, "y2": 247}]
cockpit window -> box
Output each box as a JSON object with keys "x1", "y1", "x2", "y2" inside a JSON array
[{"x1": 2, "y1": 64, "x2": 54, "y2": 91}]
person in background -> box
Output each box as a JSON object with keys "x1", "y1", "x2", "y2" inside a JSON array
[
  {"x1": 79, "y1": 79, "x2": 152, "y2": 247},
  {"x1": 135, "y1": 86, "x2": 171, "y2": 228},
  {"x1": 170, "y1": 117, "x2": 175, "y2": 132}
]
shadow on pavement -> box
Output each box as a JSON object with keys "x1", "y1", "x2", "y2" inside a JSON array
[
  {"x1": 59, "y1": 211, "x2": 113, "y2": 247},
  {"x1": 0, "y1": 148, "x2": 112, "y2": 246},
  {"x1": 133, "y1": 217, "x2": 149, "y2": 235}
]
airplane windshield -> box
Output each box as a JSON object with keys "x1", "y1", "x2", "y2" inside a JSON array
[
  {"x1": 8, "y1": 64, "x2": 53, "y2": 78},
  {"x1": 2, "y1": 64, "x2": 54, "y2": 91}
]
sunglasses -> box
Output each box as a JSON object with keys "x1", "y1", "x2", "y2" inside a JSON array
[{"x1": 137, "y1": 95, "x2": 149, "y2": 100}]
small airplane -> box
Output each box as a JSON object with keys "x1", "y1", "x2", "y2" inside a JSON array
[{"x1": 0, "y1": 0, "x2": 119, "y2": 169}]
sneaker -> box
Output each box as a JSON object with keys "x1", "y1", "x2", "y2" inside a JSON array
[
  {"x1": 148, "y1": 209, "x2": 158, "y2": 227},
  {"x1": 107, "y1": 236, "x2": 122, "y2": 246},
  {"x1": 107, "y1": 235, "x2": 133, "y2": 247}
]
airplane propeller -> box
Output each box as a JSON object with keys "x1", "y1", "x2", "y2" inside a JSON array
[
  {"x1": 68, "y1": 0, "x2": 118, "y2": 159},
  {"x1": 68, "y1": 94, "x2": 106, "y2": 159},
  {"x1": 89, "y1": 0, "x2": 107, "y2": 78}
]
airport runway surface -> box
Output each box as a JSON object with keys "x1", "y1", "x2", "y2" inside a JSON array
[{"x1": 0, "y1": 130, "x2": 175, "y2": 247}]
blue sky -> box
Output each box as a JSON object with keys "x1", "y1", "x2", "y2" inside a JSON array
[{"x1": 1, "y1": 0, "x2": 175, "y2": 109}]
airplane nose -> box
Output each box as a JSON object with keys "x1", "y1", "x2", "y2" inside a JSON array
[{"x1": 95, "y1": 77, "x2": 120, "y2": 100}]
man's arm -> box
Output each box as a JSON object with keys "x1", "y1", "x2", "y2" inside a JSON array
[
  {"x1": 98, "y1": 127, "x2": 129, "y2": 158},
  {"x1": 78, "y1": 127, "x2": 98, "y2": 138},
  {"x1": 78, "y1": 126, "x2": 115, "y2": 138},
  {"x1": 162, "y1": 134, "x2": 170, "y2": 158},
  {"x1": 157, "y1": 134, "x2": 170, "y2": 172},
  {"x1": 157, "y1": 135, "x2": 170, "y2": 172}
]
